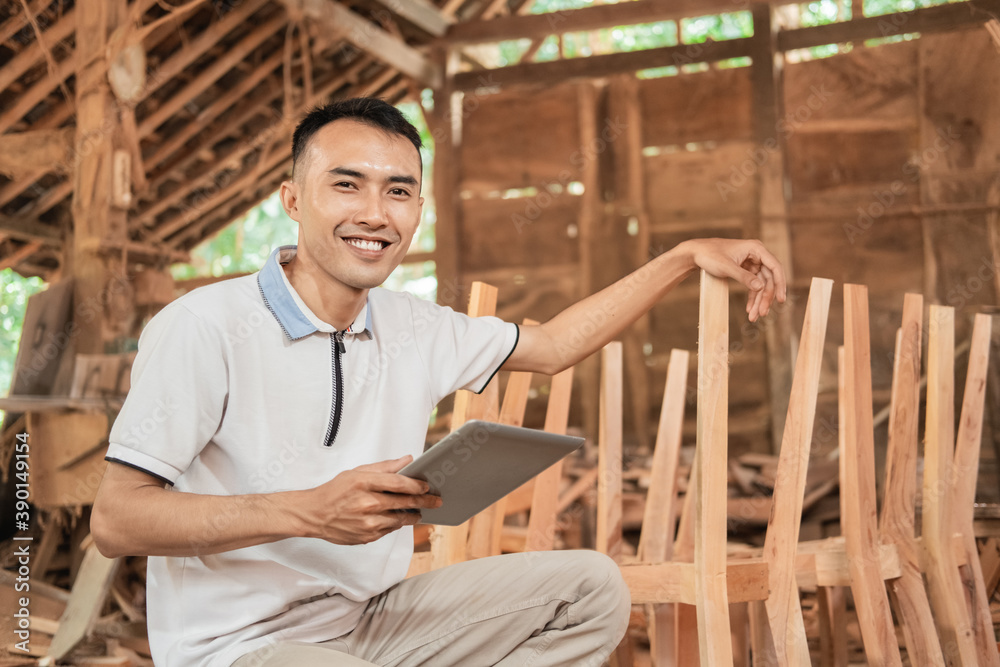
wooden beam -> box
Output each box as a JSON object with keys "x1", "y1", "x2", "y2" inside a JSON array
[
  {"x1": 453, "y1": 37, "x2": 751, "y2": 89},
  {"x1": 371, "y1": 0, "x2": 454, "y2": 36},
  {"x1": 0, "y1": 241, "x2": 43, "y2": 272},
  {"x1": 924, "y1": 305, "x2": 980, "y2": 666},
  {"x1": 140, "y1": 49, "x2": 285, "y2": 178},
  {"x1": 841, "y1": 285, "x2": 902, "y2": 666},
  {"x1": 761, "y1": 276, "x2": 831, "y2": 666},
  {"x1": 0, "y1": 52, "x2": 75, "y2": 136},
  {"x1": 138, "y1": 0, "x2": 271, "y2": 103},
  {"x1": 750, "y1": 3, "x2": 796, "y2": 456},
  {"x1": 288, "y1": 0, "x2": 442, "y2": 87},
  {"x1": 446, "y1": 0, "x2": 787, "y2": 44},
  {"x1": 137, "y1": 14, "x2": 287, "y2": 136},
  {"x1": 0, "y1": 0, "x2": 51, "y2": 47},
  {"x1": 0, "y1": 129, "x2": 74, "y2": 180},
  {"x1": 0, "y1": 215, "x2": 62, "y2": 244},
  {"x1": 596, "y1": 341, "x2": 624, "y2": 561},
  {"x1": 0, "y1": 5, "x2": 76, "y2": 95},
  {"x1": 71, "y1": 0, "x2": 130, "y2": 354},
  {"x1": 46, "y1": 544, "x2": 119, "y2": 660},
  {"x1": 879, "y1": 294, "x2": 945, "y2": 666},
  {"x1": 621, "y1": 559, "x2": 769, "y2": 606},
  {"x1": 779, "y1": 0, "x2": 1000, "y2": 51},
  {"x1": 695, "y1": 271, "x2": 733, "y2": 665}
]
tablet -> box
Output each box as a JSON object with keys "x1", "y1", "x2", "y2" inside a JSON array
[{"x1": 398, "y1": 420, "x2": 585, "y2": 526}]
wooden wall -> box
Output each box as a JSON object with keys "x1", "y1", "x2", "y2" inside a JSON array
[{"x1": 448, "y1": 28, "x2": 1000, "y2": 470}]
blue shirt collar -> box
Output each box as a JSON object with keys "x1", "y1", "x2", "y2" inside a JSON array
[{"x1": 257, "y1": 245, "x2": 373, "y2": 341}]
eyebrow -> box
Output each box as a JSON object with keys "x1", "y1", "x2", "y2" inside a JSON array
[{"x1": 328, "y1": 167, "x2": 419, "y2": 187}]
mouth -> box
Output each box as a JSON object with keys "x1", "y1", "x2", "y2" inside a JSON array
[{"x1": 342, "y1": 236, "x2": 392, "y2": 257}]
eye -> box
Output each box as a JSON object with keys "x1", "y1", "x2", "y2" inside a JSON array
[
  {"x1": 389, "y1": 187, "x2": 411, "y2": 197},
  {"x1": 334, "y1": 181, "x2": 357, "y2": 189}
]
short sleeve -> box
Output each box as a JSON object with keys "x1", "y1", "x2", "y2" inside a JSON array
[
  {"x1": 105, "y1": 303, "x2": 229, "y2": 485},
  {"x1": 408, "y1": 295, "x2": 519, "y2": 404}
]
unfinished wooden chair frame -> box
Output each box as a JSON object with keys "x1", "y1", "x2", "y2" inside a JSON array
[{"x1": 603, "y1": 273, "x2": 832, "y2": 666}]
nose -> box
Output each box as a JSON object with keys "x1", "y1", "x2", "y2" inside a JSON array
[{"x1": 354, "y1": 188, "x2": 388, "y2": 229}]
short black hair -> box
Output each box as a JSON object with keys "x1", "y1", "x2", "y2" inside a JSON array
[{"x1": 291, "y1": 97, "x2": 423, "y2": 180}]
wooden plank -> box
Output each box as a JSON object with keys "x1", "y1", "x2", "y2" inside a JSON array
[
  {"x1": 923, "y1": 304, "x2": 980, "y2": 666},
  {"x1": 27, "y1": 412, "x2": 109, "y2": 509},
  {"x1": 638, "y1": 348, "x2": 689, "y2": 566},
  {"x1": 694, "y1": 270, "x2": 733, "y2": 665},
  {"x1": 761, "y1": 276, "x2": 832, "y2": 666},
  {"x1": 525, "y1": 365, "x2": 574, "y2": 552},
  {"x1": 949, "y1": 313, "x2": 1000, "y2": 666},
  {"x1": 453, "y1": 37, "x2": 753, "y2": 90},
  {"x1": 446, "y1": 0, "x2": 787, "y2": 44},
  {"x1": 371, "y1": 0, "x2": 453, "y2": 36},
  {"x1": 779, "y1": 0, "x2": 1000, "y2": 52},
  {"x1": 290, "y1": 0, "x2": 442, "y2": 87},
  {"x1": 0, "y1": 51, "x2": 74, "y2": 136},
  {"x1": 878, "y1": 294, "x2": 945, "y2": 666},
  {"x1": 620, "y1": 560, "x2": 769, "y2": 606},
  {"x1": 638, "y1": 68, "x2": 753, "y2": 147},
  {"x1": 981, "y1": 537, "x2": 1000, "y2": 598},
  {"x1": 46, "y1": 544, "x2": 120, "y2": 660},
  {"x1": 841, "y1": 285, "x2": 902, "y2": 666},
  {"x1": 596, "y1": 342, "x2": 624, "y2": 562}
]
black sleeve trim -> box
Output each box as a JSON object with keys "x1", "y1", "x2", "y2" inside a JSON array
[
  {"x1": 474, "y1": 323, "x2": 520, "y2": 395},
  {"x1": 104, "y1": 456, "x2": 174, "y2": 487}
]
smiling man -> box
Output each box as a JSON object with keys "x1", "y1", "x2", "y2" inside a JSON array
[{"x1": 91, "y1": 98, "x2": 786, "y2": 667}]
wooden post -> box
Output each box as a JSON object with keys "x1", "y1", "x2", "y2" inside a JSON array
[
  {"x1": 427, "y1": 47, "x2": 461, "y2": 308},
  {"x1": 694, "y1": 271, "x2": 733, "y2": 664},
  {"x1": 596, "y1": 342, "x2": 624, "y2": 561},
  {"x1": 71, "y1": 0, "x2": 131, "y2": 354},
  {"x1": 949, "y1": 313, "x2": 999, "y2": 666},
  {"x1": 879, "y1": 294, "x2": 945, "y2": 665},
  {"x1": 760, "y1": 276, "x2": 832, "y2": 665},
  {"x1": 750, "y1": 3, "x2": 796, "y2": 455},
  {"x1": 923, "y1": 305, "x2": 979, "y2": 667},
  {"x1": 841, "y1": 284, "x2": 902, "y2": 667}
]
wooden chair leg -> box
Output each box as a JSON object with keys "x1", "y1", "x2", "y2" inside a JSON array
[
  {"x1": 841, "y1": 285, "x2": 902, "y2": 666},
  {"x1": 694, "y1": 271, "x2": 733, "y2": 664},
  {"x1": 816, "y1": 585, "x2": 848, "y2": 667},
  {"x1": 597, "y1": 342, "x2": 624, "y2": 561},
  {"x1": 759, "y1": 276, "x2": 832, "y2": 665},
  {"x1": 879, "y1": 294, "x2": 945, "y2": 665},
  {"x1": 949, "y1": 313, "x2": 1000, "y2": 666},
  {"x1": 924, "y1": 305, "x2": 979, "y2": 666}
]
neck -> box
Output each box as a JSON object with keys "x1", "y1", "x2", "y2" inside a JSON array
[{"x1": 282, "y1": 253, "x2": 367, "y2": 331}]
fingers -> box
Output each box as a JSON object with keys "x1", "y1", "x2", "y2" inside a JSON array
[{"x1": 752, "y1": 243, "x2": 787, "y2": 302}]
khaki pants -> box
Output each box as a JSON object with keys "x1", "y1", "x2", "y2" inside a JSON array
[{"x1": 231, "y1": 550, "x2": 631, "y2": 667}]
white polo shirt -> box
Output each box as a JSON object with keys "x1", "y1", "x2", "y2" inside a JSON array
[{"x1": 104, "y1": 245, "x2": 519, "y2": 667}]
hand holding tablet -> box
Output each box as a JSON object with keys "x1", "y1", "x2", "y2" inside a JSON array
[{"x1": 397, "y1": 420, "x2": 585, "y2": 526}]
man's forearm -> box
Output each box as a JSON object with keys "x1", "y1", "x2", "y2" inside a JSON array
[
  {"x1": 91, "y1": 482, "x2": 311, "y2": 559},
  {"x1": 506, "y1": 244, "x2": 696, "y2": 374}
]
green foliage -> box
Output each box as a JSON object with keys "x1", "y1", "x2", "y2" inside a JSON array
[{"x1": 0, "y1": 269, "x2": 47, "y2": 421}]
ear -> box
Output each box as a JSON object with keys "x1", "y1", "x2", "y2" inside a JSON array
[{"x1": 279, "y1": 180, "x2": 301, "y2": 221}]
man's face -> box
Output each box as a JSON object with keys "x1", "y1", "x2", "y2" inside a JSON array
[{"x1": 280, "y1": 119, "x2": 423, "y2": 292}]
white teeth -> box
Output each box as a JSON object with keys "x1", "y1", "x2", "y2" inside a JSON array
[{"x1": 346, "y1": 238, "x2": 384, "y2": 252}]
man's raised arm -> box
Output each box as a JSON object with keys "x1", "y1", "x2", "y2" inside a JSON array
[{"x1": 504, "y1": 238, "x2": 786, "y2": 376}]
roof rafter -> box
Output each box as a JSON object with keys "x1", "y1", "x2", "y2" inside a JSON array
[{"x1": 283, "y1": 0, "x2": 442, "y2": 87}]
